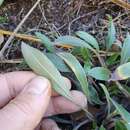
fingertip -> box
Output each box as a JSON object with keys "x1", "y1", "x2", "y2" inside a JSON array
[
  {"x1": 41, "y1": 119, "x2": 61, "y2": 130},
  {"x1": 64, "y1": 77, "x2": 71, "y2": 90},
  {"x1": 25, "y1": 76, "x2": 51, "y2": 96},
  {"x1": 50, "y1": 91, "x2": 87, "y2": 115},
  {"x1": 71, "y1": 90, "x2": 87, "y2": 109}
]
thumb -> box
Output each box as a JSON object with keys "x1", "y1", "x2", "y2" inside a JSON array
[{"x1": 0, "y1": 76, "x2": 51, "y2": 130}]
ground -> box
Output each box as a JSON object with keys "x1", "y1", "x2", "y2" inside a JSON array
[{"x1": 0, "y1": 0, "x2": 130, "y2": 129}]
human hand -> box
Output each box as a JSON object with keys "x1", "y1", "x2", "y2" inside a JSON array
[{"x1": 0, "y1": 71, "x2": 87, "y2": 130}]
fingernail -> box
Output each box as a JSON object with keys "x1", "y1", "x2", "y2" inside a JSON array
[{"x1": 27, "y1": 77, "x2": 49, "y2": 95}]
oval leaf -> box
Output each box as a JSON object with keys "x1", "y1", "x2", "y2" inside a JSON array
[
  {"x1": 76, "y1": 31, "x2": 99, "y2": 51},
  {"x1": 106, "y1": 19, "x2": 116, "y2": 49},
  {"x1": 21, "y1": 43, "x2": 73, "y2": 101},
  {"x1": 111, "y1": 62, "x2": 130, "y2": 81},
  {"x1": 35, "y1": 32, "x2": 55, "y2": 52},
  {"x1": 46, "y1": 53, "x2": 70, "y2": 72},
  {"x1": 55, "y1": 36, "x2": 94, "y2": 52},
  {"x1": 57, "y1": 52, "x2": 90, "y2": 99},
  {"x1": 121, "y1": 33, "x2": 130, "y2": 64},
  {"x1": 88, "y1": 67, "x2": 110, "y2": 81}
]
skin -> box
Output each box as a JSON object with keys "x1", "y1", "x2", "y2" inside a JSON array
[{"x1": 0, "y1": 71, "x2": 87, "y2": 130}]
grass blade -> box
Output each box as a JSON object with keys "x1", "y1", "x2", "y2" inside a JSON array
[{"x1": 100, "y1": 84, "x2": 111, "y2": 115}]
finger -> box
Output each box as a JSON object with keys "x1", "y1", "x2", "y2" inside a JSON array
[
  {"x1": 0, "y1": 76, "x2": 51, "y2": 130},
  {"x1": 41, "y1": 119, "x2": 61, "y2": 130},
  {"x1": 0, "y1": 71, "x2": 36, "y2": 107},
  {"x1": 0, "y1": 71, "x2": 71, "y2": 108},
  {"x1": 45, "y1": 90, "x2": 87, "y2": 117}
]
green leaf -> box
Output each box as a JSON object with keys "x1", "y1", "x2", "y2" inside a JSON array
[
  {"x1": 111, "y1": 62, "x2": 130, "y2": 81},
  {"x1": 106, "y1": 53, "x2": 119, "y2": 65},
  {"x1": 46, "y1": 53, "x2": 70, "y2": 72},
  {"x1": 35, "y1": 32, "x2": 55, "y2": 52},
  {"x1": 115, "y1": 120, "x2": 127, "y2": 130},
  {"x1": 55, "y1": 36, "x2": 94, "y2": 52},
  {"x1": 76, "y1": 31, "x2": 99, "y2": 51},
  {"x1": 80, "y1": 47, "x2": 91, "y2": 61},
  {"x1": 100, "y1": 84, "x2": 111, "y2": 115},
  {"x1": 106, "y1": 19, "x2": 116, "y2": 49},
  {"x1": 110, "y1": 99, "x2": 130, "y2": 130},
  {"x1": 88, "y1": 67, "x2": 110, "y2": 81},
  {"x1": 21, "y1": 43, "x2": 73, "y2": 102},
  {"x1": 100, "y1": 83, "x2": 130, "y2": 130},
  {"x1": 84, "y1": 61, "x2": 92, "y2": 73},
  {"x1": 57, "y1": 52, "x2": 90, "y2": 99},
  {"x1": 0, "y1": 0, "x2": 4, "y2": 6},
  {"x1": 89, "y1": 85, "x2": 103, "y2": 105},
  {"x1": 99, "y1": 125, "x2": 106, "y2": 130},
  {"x1": 121, "y1": 33, "x2": 130, "y2": 64}
]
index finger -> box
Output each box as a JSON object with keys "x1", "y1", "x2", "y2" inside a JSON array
[{"x1": 0, "y1": 71, "x2": 71, "y2": 107}]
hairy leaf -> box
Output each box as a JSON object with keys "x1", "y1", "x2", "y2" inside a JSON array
[
  {"x1": 76, "y1": 31, "x2": 99, "y2": 51},
  {"x1": 58, "y1": 52, "x2": 90, "y2": 99},
  {"x1": 111, "y1": 62, "x2": 130, "y2": 81},
  {"x1": 106, "y1": 19, "x2": 116, "y2": 49},
  {"x1": 21, "y1": 43, "x2": 73, "y2": 101},
  {"x1": 35, "y1": 32, "x2": 55, "y2": 52},
  {"x1": 88, "y1": 67, "x2": 110, "y2": 81},
  {"x1": 121, "y1": 33, "x2": 130, "y2": 64}
]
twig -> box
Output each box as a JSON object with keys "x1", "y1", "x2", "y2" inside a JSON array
[
  {"x1": 0, "y1": 0, "x2": 41, "y2": 59},
  {"x1": 0, "y1": 59, "x2": 23, "y2": 64},
  {"x1": 0, "y1": 29, "x2": 73, "y2": 48},
  {"x1": 110, "y1": 0, "x2": 130, "y2": 10},
  {"x1": 73, "y1": 119, "x2": 90, "y2": 130},
  {"x1": 0, "y1": 29, "x2": 40, "y2": 42},
  {"x1": 68, "y1": 10, "x2": 98, "y2": 34}
]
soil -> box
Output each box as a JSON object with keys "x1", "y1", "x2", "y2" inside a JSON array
[{"x1": 1, "y1": 0, "x2": 130, "y2": 129}]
